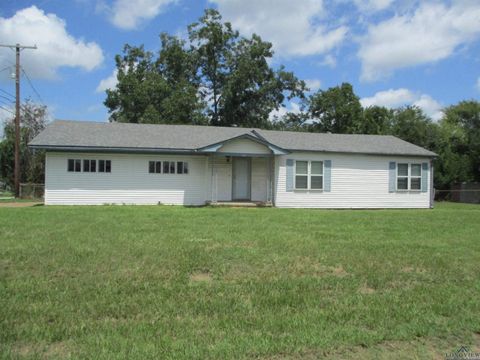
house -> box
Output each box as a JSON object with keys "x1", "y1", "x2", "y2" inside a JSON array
[{"x1": 29, "y1": 120, "x2": 437, "y2": 208}]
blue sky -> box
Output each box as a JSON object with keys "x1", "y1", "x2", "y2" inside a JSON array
[{"x1": 1, "y1": 0, "x2": 479, "y2": 136}]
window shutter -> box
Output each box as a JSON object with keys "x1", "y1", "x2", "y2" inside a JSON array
[
  {"x1": 286, "y1": 159, "x2": 294, "y2": 192},
  {"x1": 421, "y1": 162, "x2": 429, "y2": 193},
  {"x1": 324, "y1": 160, "x2": 332, "y2": 192},
  {"x1": 389, "y1": 162, "x2": 396, "y2": 192}
]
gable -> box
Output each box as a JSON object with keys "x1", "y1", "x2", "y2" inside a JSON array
[{"x1": 217, "y1": 138, "x2": 272, "y2": 155}]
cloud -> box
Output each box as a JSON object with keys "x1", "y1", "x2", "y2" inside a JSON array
[
  {"x1": 476, "y1": 77, "x2": 480, "y2": 91},
  {"x1": 96, "y1": 69, "x2": 118, "y2": 93},
  {"x1": 352, "y1": 0, "x2": 395, "y2": 12},
  {"x1": 360, "y1": 88, "x2": 443, "y2": 121},
  {"x1": 269, "y1": 101, "x2": 301, "y2": 121},
  {"x1": 358, "y1": 1, "x2": 480, "y2": 81},
  {"x1": 0, "y1": 6, "x2": 104, "y2": 80},
  {"x1": 304, "y1": 79, "x2": 321, "y2": 92},
  {"x1": 106, "y1": 0, "x2": 177, "y2": 30},
  {"x1": 209, "y1": 0, "x2": 348, "y2": 57}
]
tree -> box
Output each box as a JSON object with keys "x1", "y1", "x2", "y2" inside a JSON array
[
  {"x1": 105, "y1": 9, "x2": 305, "y2": 128},
  {"x1": 188, "y1": 9, "x2": 238, "y2": 125},
  {"x1": 390, "y1": 106, "x2": 435, "y2": 148},
  {"x1": 359, "y1": 106, "x2": 392, "y2": 135},
  {"x1": 308, "y1": 83, "x2": 363, "y2": 133},
  {"x1": 0, "y1": 101, "x2": 47, "y2": 189},
  {"x1": 104, "y1": 37, "x2": 206, "y2": 125},
  {"x1": 442, "y1": 100, "x2": 480, "y2": 182}
]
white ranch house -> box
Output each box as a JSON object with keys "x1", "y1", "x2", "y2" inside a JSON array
[{"x1": 30, "y1": 120, "x2": 437, "y2": 208}]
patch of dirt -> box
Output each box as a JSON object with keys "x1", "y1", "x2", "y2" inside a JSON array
[
  {"x1": 358, "y1": 283, "x2": 376, "y2": 294},
  {"x1": 12, "y1": 341, "x2": 72, "y2": 358},
  {"x1": 0, "y1": 201, "x2": 42, "y2": 208},
  {"x1": 189, "y1": 271, "x2": 213, "y2": 283},
  {"x1": 401, "y1": 266, "x2": 427, "y2": 274},
  {"x1": 44, "y1": 341, "x2": 71, "y2": 358}
]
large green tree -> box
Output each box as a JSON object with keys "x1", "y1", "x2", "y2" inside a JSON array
[
  {"x1": 0, "y1": 101, "x2": 47, "y2": 189},
  {"x1": 105, "y1": 35, "x2": 206, "y2": 125},
  {"x1": 441, "y1": 100, "x2": 480, "y2": 182},
  {"x1": 104, "y1": 9, "x2": 305, "y2": 128},
  {"x1": 308, "y1": 83, "x2": 363, "y2": 133}
]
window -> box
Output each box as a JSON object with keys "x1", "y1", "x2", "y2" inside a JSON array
[
  {"x1": 99, "y1": 160, "x2": 111, "y2": 173},
  {"x1": 68, "y1": 159, "x2": 81, "y2": 172},
  {"x1": 397, "y1": 163, "x2": 421, "y2": 191},
  {"x1": 149, "y1": 161, "x2": 162, "y2": 174},
  {"x1": 410, "y1": 164, "x2": 421, "y2": 190},
  {"x1": 83, "y1": 160, "x2": 96, "y2": 172},
  {"x1": 295, "y1": 160, "x2": 323, "y2": 190},
  {"x1": 177, "y1": 162, "x2": 189, "y2": 174},
  {"x1": 163, "y1": 161, "x2": 175, "y2": 174}
]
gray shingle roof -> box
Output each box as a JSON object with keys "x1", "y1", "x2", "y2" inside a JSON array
[{"x1": 29, "y1": 120, "x2": 437, "y2": 157}]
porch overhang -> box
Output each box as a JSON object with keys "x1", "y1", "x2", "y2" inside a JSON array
[{"x1": 196, "y1": 133, "x2": 289, "y2": 155}]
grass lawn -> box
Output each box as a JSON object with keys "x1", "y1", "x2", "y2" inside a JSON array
[{"x1": 1, "y1": 203, "x2": 479, "y2": 359}]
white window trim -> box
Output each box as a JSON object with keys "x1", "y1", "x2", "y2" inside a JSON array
[
  {"x1": 396, "y1": 163, "x2": 422, "y2": 191},
  {"x1": 294, "y1": 160, "x2": 324, "y2": 190}
]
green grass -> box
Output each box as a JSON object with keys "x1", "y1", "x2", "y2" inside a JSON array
[{"x1": 1, "y1": 203, "x2": 479, "y2": 359}]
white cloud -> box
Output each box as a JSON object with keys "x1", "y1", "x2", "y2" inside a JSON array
[
  {"x1": 319, "y1": 54, "x2": 337, "y2": 68},
  {"x1": 304, "y1": 79, "x2": 322, "y2": 92},
  {"x1": 107, "y1": 0, "x2": 177, "y2": 30},
  {"x1": 210, "y1": 0, "x2": 348, "y2": 57},
  {"x1": 96, "y1": 69, "x2": 118, "y2": 93},
  {"x1": 360, "y1": 88, "x2": 443, "y2": 121},
  {"x1": 353, "y1": 0, "x2": 394, "y2": 12},
  {"x1": 412, "y1": 94, "x2": 443, "y2": 121},
  {"x1": 358, "y1": 1, "x2": 480, "y2": 81},
  {"x1": 0, "y1": 6, "x2": 104, "y2": 79},
  {"x1": 360, "y1": 88, "x2": 415, "y2": 108},
  {"x1": 269, "y1": 101, "x2": 301, "y2": 121}
]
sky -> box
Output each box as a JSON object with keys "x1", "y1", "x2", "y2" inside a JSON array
[{"x1": 1, "y1": 0, "x2": 480, "y2": 137}]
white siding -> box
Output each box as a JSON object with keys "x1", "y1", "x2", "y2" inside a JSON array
[
  {"x1": 218, "y1": 138, "x2": 271, "y2": 154},
  {"x1": 207, "y1": 156, "x2": 233, "y2": 201},
  {"x1": 251, "y1": 157, "x2": 268, "y2": 201},
  {"x1": 45, "y1": 152, "x2": 208, "y2": 205},
  {"x1": 274, "y1": 152, "x2": 431, "y2": 209}
]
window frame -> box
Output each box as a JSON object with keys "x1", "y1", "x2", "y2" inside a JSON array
[
  {"x1": 98, "y1": 160, "x2": 111, "y2": 173},
  {"x1": 176, "y1": 161, "x2": 189, "y2": 175},
  {"x1": 294, "y1": 160, "x2": 324, "y2": 191},
  {"x1": 396, "y1": 163, "x2": 422, "y2": 191}
]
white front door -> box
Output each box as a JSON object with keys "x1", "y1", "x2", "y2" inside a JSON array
[{"x1": 232, "y1": 157, "x2": 251, "y2": 200}]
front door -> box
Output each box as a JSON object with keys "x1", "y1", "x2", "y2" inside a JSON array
[{"x1": 232, "y1": 157, "x2": 251, "y2": 200}]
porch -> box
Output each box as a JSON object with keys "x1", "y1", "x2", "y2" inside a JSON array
[{"x1": 208, "y1": 154, "x2": 275, "y2": 206}]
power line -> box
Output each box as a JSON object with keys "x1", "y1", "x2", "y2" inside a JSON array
[
  {"x1": 0, "y1": 88, "x2": 15, "y2": 100},
  {"x1": 21, "y1": 66, "x2": 45, "y2": 106},
  {"x1": 0, "y1": 105, "x2": 14, "y2": 115},
  {"x1": 0, "y1": 65, "x2": 12, "y2": 73},
  {"x1": 0, "y1": 94, "x2": 14, "y2": 103}
]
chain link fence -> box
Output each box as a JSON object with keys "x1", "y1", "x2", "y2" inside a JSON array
[
  {"x1": 19, "y1": 183, "x2": 44, "y2": 200},
  {"x1": 435, "y1": 183, "x2": 480, "y2": 204}
]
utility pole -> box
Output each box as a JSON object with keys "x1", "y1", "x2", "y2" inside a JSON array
[{"x1": 0, "y1": 43, "x2": 36, "y2": 197}]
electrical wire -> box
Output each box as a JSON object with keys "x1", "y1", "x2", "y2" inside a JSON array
[{"x1": 20, "y1": 66, "x2": 45, "y2": 106}]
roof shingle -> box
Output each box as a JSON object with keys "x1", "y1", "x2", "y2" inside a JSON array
[{"x1": 29, "y1": 120, "x2": 437, "y2": 157}]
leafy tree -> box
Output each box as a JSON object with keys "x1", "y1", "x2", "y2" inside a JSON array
[
  {"x1": 104, "y1": 38, "x2": 206, "y2": 124},
  {"x1": 220, "y1": 35, "x2": 306, "y2": 128},
  {"x1": 390, "y1": 106, "x2": 435, "y2": 148},
  {"x1": 360, "y1": 106, "x2": 393, "y2": 134},
  {"x1": 188, "y1": 9, "x2": 238, "y2": 125},
  {"x1": 308, "y1": 83, "x2": 363, "y2": 133},
  {"x1": 0, "y1": 101, "x2": 47, "y2": 189},
  {"x1": 442, "y1": 100, "x2": 480, "y2": 181},
  {"x1": 105, "y1": 9, "x2": 305, "y2": 128}
]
